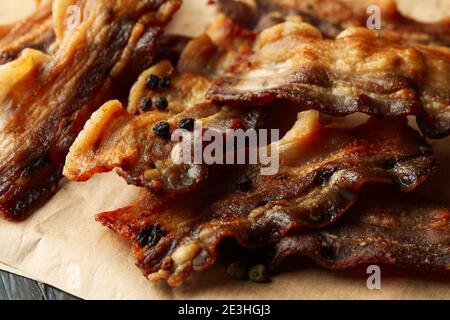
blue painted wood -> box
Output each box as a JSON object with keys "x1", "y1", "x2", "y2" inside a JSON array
[{"x1": 0, "y1": 270, "x2": 79, "y2": 300}]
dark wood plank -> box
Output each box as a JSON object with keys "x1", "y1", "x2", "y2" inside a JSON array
[{"x1": 0, "y1": 270, "x2": 79, "y2": 300}]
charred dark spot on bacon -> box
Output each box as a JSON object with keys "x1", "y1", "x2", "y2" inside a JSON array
[
  {"x1": 136, "y1": 224, "x2": 165, "y2": 247},
  {"x1": 384, "y1": 159, "x2": 400, "y2": 170},
  {"x1": 0, "y1": 152, "x2": 63, "y2": 220},
  {"x1": 154, "y1": 34, "x2": 191, "y2": 65},
  {"x1": 24, "y1": 153, "x2": 51, "y2": 175},
  {"x1": 315, "y1": 167, "x2": 339, "y2": 186},
  {"x1": 145, "y1": 0, "x2": 167, "y2": 10},
  {"x1": 238, "y1": 176, "x2": 253, "y2": 192},
  {"x1": 114, "y1": 28, "x2": 165, "y2": 97}
]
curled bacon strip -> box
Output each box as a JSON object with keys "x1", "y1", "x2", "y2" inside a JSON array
[
  {"x1": 0, "y1": 0, "x2": 181, "y2": 220},
  {"x1": 96, "y1": 111, "x2": 436, "y2": 286},
  {"x1": 218, "y1": 0, "x2": 450, "y2": 45},
  {"x1": 270, "y1": 193, "x2": 450, "y2": 272},
  {"x1": 208, "y1": 22, "x2": 450, "y2": 139}
]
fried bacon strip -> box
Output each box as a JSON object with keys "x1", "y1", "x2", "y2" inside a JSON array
[
  {"x1": 96, "y1": 110, "x2": 436, "y2": 286},
  {"x1": 64, "y1": 16, "x2": 258, "y2": 194},
  {"x1": 63, "y1": 65, "x2": 260, "y2": 194},
  {"x1": 218, "y1": 0, "x2": 450, "y2": 45},
  {"x1": 0, "y1": 0, "x2": 181, "y2": 220},
  {"x1": 208, "y1": 22, "x2": 450, "y2": 139},
  {"x1": 270, "y1": 193, "x2": 450, "y2": 271},
  {"x1": 0, "y1": 0, "x2": 54, "y2": 65}
]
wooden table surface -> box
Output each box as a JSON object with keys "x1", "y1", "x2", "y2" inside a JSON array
[{"x1": 0, "y1": 270, "x2": 79, "y2": 300}]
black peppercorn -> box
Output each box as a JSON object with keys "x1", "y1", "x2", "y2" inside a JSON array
[
  {"x1": 238, "y1": 176, "x2": 253, "y2": 192},
  {"x1": 139, "y1": 97, "x2": 153, "y2": 112},
  {"x1": 155, "y1": 96, "x2": 169, "y2": 110},
  {"x1": 153, "y1": 121, "x2": 171, "y2": 137},
  {"x1": 384, "y1": 159, "x2": 398, "y2": 170},
  {"x1": 248, "y1": 264, "x2": 269, "y2": 283},
  {"x1": 178, "y1": 118, "x2": 196, "y2": 131},
  {"x1": 160, "y1": 75, "x2": 171, "y2": 88},
  {"x1": 316, "y1": 167, "x2": 338, "y2": 186},
  {"x1": 145, "y1": 74, "x2": 160, "y2": 90}
]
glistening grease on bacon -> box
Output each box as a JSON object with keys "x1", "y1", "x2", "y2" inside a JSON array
[
  {"x1": 0, "y1": 0, "x2": 181, "y2": 220},
  {"x1": 218, "y1": 0, "x2": 450, "y2": 45},
  {"x1": 96, "y1": 111, "x2": 436, "y2": 286},
  {"x1": 270, "y1": 193, "x2": 450, "y2": 271},
  {"x1": 208, "y1": 22, "x2": 450, "y2": 139}
]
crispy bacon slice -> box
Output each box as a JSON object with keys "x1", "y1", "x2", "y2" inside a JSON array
[
  {"x1": 63, "y1": 90, "x2": 260, "y2": 194},
  {"x1": 96, "y1": 110, "x2": 436, "y2": 286},
  {"x1": 270, "y1": 193, "x2": 450, "y2": 272},
  {"x1": 64, "y1": 60, "x2": 261, "y2": 193},
  {"x1": 218, "y1": 0, "x2": 450, "y2": 45},
  {"x1": 64, "y1": 17, "x2": 258, "y2": 194},
  {"x1": 208, "y1": 22, "x2": 450, "y2": 139},
  {"x1": 0, "y1": 0, "x2": 181, "y2": 220},
  {"x1": 0, "y1": 0, "x2": 54, "y2": 65}
]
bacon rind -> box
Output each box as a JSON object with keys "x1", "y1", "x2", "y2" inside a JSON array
[
  {"x1": 208, "y1": 22, "x2": 450, "y2": 139},
  {"x1": 0, "y1": 0, "x2": 181, "y2": 220},
  {"x1": 96, "y1": 111, "x2": 436, "y2": 286},
  {"x1": 270, "y1": 193, "x2": 450, "y2": 272}
]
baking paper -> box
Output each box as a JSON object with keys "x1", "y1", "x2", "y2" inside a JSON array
[{"x1": 0, "y1": 0, "x2": 449, "y2": 300}]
